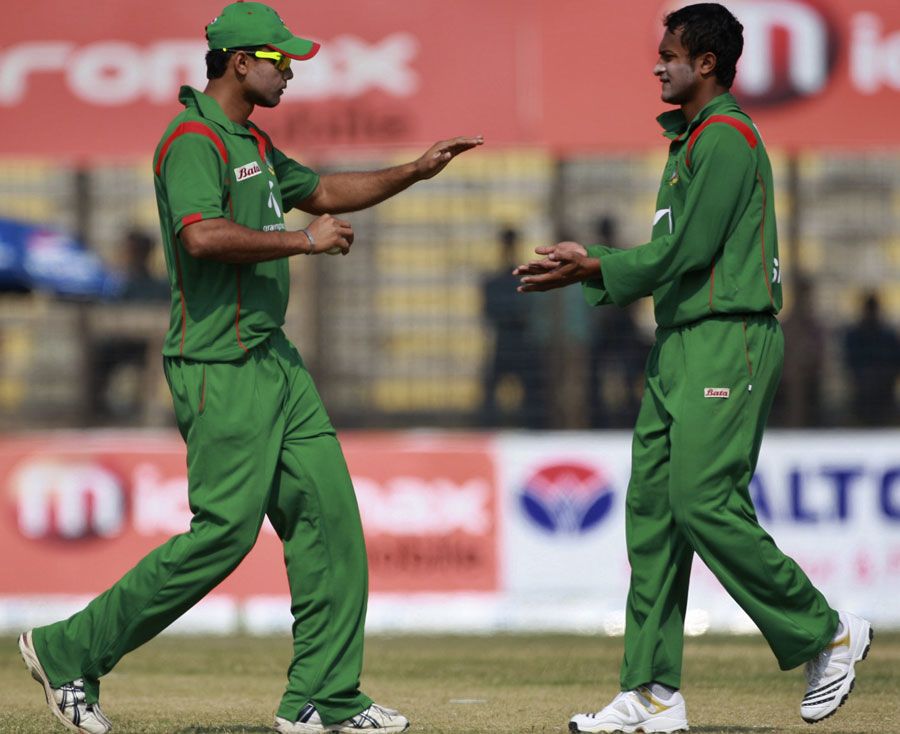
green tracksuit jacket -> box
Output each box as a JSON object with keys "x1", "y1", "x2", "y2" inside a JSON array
[
  {"x1": 584, "y1": 93, "x2": 781, "y2": 322},
  {"x1": 582, "y1": 93, "x2": 837, "y2": 689}
]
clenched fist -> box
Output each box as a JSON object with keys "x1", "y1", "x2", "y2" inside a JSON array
[{"x1": 304, "y1": 213, "x2": 355, "y2": 255}]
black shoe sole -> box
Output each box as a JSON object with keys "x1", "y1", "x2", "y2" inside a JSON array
[{"x1": 568, "y1": 723, "x2": 689, "y2": 733}]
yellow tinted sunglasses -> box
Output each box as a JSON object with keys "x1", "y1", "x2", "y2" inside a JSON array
[
  {"x1": 252, "y1": 49, "x2": 291, "y2": 72},
  {"x1": 224, "y1": 48, "x2": 292, "y2": 72}
]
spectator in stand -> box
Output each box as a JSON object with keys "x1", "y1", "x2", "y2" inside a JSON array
[
  {"x1": 481, "y1": 227, "x2": 545, "y2": 428},
  {"x1": 527, "y1": 228, "x2": 593, "y2": 428},
  {"x1": 776, "y1": 275, "x2": 825, "y2": 427},
  {"x1": 844, "y1": 292, "x2": 900, "y2": 426},
  {"x1": 91, "y1": 229, "x2": 170, "y2": 423},
  {"x1": 587, "y1": 216, "x2": 650, "y2": 428},
  {"x1": 118, "y1": 229, "x2": 170, "y2": 303}
]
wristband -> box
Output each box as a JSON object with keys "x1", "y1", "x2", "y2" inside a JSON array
[{"x1": 301, "y1": 227, "x2": 315, "y2": 254}]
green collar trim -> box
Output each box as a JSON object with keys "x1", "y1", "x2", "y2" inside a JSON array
[
  {"x1": 178, "y1": 86, "x2": 255, "y2": 137},
  {"x1": 657, "y1": 92, "x2": 743, "y2": 141}
]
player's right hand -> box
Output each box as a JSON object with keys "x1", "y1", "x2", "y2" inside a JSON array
[
  {"x1": 305, "y1": 213, "x2": 354, "y2": 255},
  {"x1": 514, "y1": 241, "x2": 599, "y2": 292}
]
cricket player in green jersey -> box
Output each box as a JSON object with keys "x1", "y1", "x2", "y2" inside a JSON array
[
  {"x1": 516, "y1": 4, "x2": 871, "y2": 733},
  {"x1": 18, "y1": 3, "x2": 481, "y2": 733}
]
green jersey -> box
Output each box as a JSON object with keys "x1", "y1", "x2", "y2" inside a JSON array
[
  {"x1": 153, "y1": 86, "x2": 320, "y2": 361},
  {"x1": 583, "y1": 93, "x2": 782, "y2": 327}
]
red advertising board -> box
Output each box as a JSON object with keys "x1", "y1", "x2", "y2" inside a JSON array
[
  {"x1": 1, "y1": 0, "x2": 898, "y2": 158},
  {"x1": 0, "y1": 432, "x2": 498, "y2": 599},
  {"x1": 341, "y1": 433, "x2": 498, "y2": 592},
  {"x1": 541, "y1": 0, "x2": 900, "y2": 151}
]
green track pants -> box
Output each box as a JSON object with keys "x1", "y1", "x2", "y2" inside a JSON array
[
  {"x1": 32, "y1": 329, "x2": 372, "y2": 725},
  {"x1": 620, "y1": 314, "x2": 838, "y2": 690}
]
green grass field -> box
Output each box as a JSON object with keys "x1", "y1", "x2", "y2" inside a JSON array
[{"x1": 3, "y1": 632, "x2": 898, "y2": 733}]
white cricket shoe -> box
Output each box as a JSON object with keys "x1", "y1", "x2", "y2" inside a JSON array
[
  {"x1": 18, "y1": 630, "x2": 112, "y2": 734},
  {"x1": 801, "y1": 611, "x2": 873, "y2": 723},
  {"x1": 569, "y1": 687, "x2": 689, "y2": 733},
  {"x1": 274, "y1": 702, "x2": 409, "y2": 733}
]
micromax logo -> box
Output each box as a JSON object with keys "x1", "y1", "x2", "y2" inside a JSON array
[
  {"x1": 13, "y1": 461, "x2": 125, "y2": 540},
  {"x1": 0, "y1": 34, "x2": 419, "y2": 106},
  {"x1": 353, "y1": 476, "x2": 492, "y2": 536},
  {"x1": 724, "y1": 0, "x2": 838, "y2": 105},
  {"x1": 659, "y1": 0, "x2": 900, "y2": 106}
]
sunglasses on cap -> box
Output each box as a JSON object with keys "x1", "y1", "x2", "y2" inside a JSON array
[{"x1": 222, "y1": 48, "x2": 292, "y2": 72}]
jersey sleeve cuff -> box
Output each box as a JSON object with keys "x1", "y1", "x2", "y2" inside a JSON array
[
  {"x1": 578, "y1": 244, "x2": 616, "y2": 306},
  {"x1": 600, "y1": 249, "x2": 647, "y2": 307},
  {"x1": 173, "y1": 210, "x2": 224, "y2": 235}
]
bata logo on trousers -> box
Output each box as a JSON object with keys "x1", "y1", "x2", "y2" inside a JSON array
[
  {"x1": 234, "y1": 162, "x2": 261, "y2": 181},
  {"x1": 704, "y1": 387, "x2": 731, "y2": 398}
]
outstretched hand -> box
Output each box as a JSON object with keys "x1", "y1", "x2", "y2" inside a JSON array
[
  {"x1": 415, "y1": 136, "x2": 484, "y2": 180},
  {"x1": 514, "y1": 241, "x2": 600, "y2": 292}
]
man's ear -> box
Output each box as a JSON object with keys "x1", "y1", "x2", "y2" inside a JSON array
[
  {"x1": 696, "y1": 51, "x2": 718, "y2": 80},
  {"x1": 231, "y1": 50, "x2": 252, "y2": 78}
]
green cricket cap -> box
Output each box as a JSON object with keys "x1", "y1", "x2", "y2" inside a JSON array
[{"x1": 206, "y1": 1, "x2": 321, "y2": 60}]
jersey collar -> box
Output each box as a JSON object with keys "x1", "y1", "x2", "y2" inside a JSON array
[
  {"x1": 178, "y1": 86, "x2": 256, "y2": 138},
  {"x1": 657, "y1": 92, "x2": 743, "y2": 141}
]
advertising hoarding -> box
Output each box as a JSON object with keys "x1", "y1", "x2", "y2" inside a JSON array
[
  {"x1": 1, "y1": 430, "x2": 897, "y2": 634},
  {"x1": 1, "y1": 1, "x2": 899, "y2": 158}
]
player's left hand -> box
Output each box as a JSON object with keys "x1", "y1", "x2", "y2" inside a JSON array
[
  {"x1": 515, "y1": 241, "x2": 600, "y2": 292},
  {"x1": 415, "y1": 136, "x2": 484, "y2": 180}
]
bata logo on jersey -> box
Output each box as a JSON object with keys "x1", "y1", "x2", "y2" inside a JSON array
[
  {"x1": 12, "y1": 460, "x2": 126, "y2": 540},
  {"x1": 704, "y1": 387, "x2": 731, "y2": 398},
  {"x1": 659, "y1": 2, "x2": 900, "y2": 105},
  {"x1": 234, "y1": 162, "x2": 262, "y2": 181},
  {"x1": 0, "y1": 34, "x2": 419, "y2": 106},
  {"x1": 519, "y1": 462, "x2": 615, "y2": 534},
  {"x1": 353, "y1": 476, "x2": 492, "y2": 536}
]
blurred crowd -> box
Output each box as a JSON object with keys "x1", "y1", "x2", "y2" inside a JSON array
[
  {"x1": 480, "y1": 220, "x2": 899, "y2": 430},
  {"x1": 0, "y1": 218, "x2": 898, "y2": 431}
]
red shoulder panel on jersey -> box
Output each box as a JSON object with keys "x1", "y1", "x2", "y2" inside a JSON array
[
  {"x1": 154, "y1": 122, "x2": 228, "y2": 176},
  {"x1": 686, "y1": 115, "x2": 757, "y2": 169}
]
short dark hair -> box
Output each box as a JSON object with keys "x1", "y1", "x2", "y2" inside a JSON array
[
  {"x1": 205, "y1": 46, "x2": 265, "y2": 80},
  {"x1": 664, "y1": 3, "x2": 744, "y2": 88}
]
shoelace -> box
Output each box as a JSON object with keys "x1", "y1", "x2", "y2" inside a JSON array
[
  {"x1": 347, "y1": 705, "x2": 381, "y2": 727},
  {"x1": 56, "y1": 681, "x2": 87, "y2": 724}
]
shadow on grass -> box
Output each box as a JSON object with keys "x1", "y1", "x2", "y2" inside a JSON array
[
  {"x1": 690, "y1": 728, "x2": 778, "y2": 733},
  {"x1": 172, "y1": 727, "x2": 273, "y2": 733}
]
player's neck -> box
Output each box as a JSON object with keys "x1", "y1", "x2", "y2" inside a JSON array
[
  {"x1": 681, "y1": 84, "x2": 728, "y2": 125},
  {"x1": 204, "y1": 81, "x2": 254, "y2": 126}
]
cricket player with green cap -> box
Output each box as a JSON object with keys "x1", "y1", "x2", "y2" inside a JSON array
[
  {"x1": 18, "y1": 2, "x2": 482, "y2": 733},
  {"x1": 516, "y1": 4, "x2": 872, "y2": 733}
]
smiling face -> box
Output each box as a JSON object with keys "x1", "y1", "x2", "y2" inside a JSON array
[
  {"x1": 653, "y1": 27, "x2": 703, "y2": 107},
  {"x1": 235, "y1": 51, "x2": 294, "y2": 108}
]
